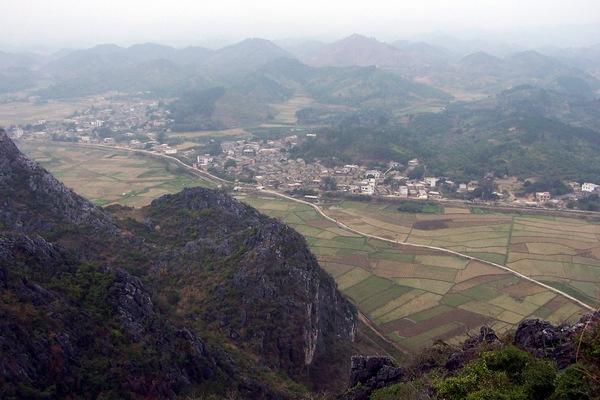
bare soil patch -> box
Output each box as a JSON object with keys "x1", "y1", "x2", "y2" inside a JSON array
[
  {"x1": 451, "y1": 274, "x2": 509, "y2": 292},
  {"x1": 413, "y1": 219, "x2": 452, "y2": 230},
  {"x1": 501, "y1": 281, "x2": 547, "y2": 299},
  {"x1": 382, "y1": 308, "x2": 489, "y2": 336}
]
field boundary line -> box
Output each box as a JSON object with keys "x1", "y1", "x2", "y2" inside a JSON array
[
  {"x1": 57, "y1": 142, "x2": 596, "y2": 312},
  {"x1": 261, "y1": 190, "x2": 596, "y2": 312}
]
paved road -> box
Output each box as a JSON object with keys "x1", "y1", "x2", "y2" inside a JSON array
[
  {"x1": 76, "y1": 142, "x2": 596, "y2": 312},
  {"x1": 262, "y1": 190, "x2": 596, "y2": 312}
]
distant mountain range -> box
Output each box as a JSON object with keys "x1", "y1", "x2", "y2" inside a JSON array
[
  {"x1": 1, "y1": 34, "x2": 598, "y2": 97},
  {"x1": 0, "y1": 35, "x2": 598, "y2": 132}
]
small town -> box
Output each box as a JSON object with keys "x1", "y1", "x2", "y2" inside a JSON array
[{"x1": 6, "y1": 97, "x2": 600, "y2": 210}]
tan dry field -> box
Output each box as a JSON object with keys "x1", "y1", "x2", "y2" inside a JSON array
[
  {"x1": 7, "y1": 140, "x2": 591, "y2": 353},
  {"x1": 16, "y1": 141, "x2": 213, "y2": 207},
  {"x1": 168, "y1": 128, "x2": 250, "y2": 139},
  {"x1": 268, "y1": 95, "x2": 314, "y2": 125},
  {"x1": 238, "y1": 194, "x2": 587, "y2": 353},
  {"x1": 0, "y1": 99, "x2": 99, "y2": 126},
  {"x1": 328, "y1": 200, "x2": 600, "y2": 308}
]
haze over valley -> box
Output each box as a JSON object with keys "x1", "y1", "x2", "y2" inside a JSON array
[{"x1": 1, "y1": 1, "x2": 600, "y2": 399}]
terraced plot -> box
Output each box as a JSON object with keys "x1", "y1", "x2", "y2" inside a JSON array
[
  {"x1": 239, "y1": 194, "x2": 587, "y2": 352},
  {"x1": 269, "y1": 94, "x2": 314, "y2": 125},
  {"x1": 16, "y1": 141, "x2": 214, "y2": 207},
  {"x1": 507, "y1": 216, "x2": 600, "y2": 307},
  {"x1": 327, "y1": 200, "x2": 600, "y2": 307}
]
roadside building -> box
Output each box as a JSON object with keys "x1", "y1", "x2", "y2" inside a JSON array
[
  {"x1": 429, "y1": 191, "x2": 442, "y2": 200},
  {"x1": 396, "y1": 186, "x2": 409, "y2": 197},
  {"x1": 535, "y1": 192, "x2": 551, "y2": 203},
  {"x1": 582, "y1": 182, "x2": 599, "y2": 192},
  {"x1": 467, "y1": 181, "x2": 479, "y2": 192},
  {"x1": 424, "y1": 177, "x2": 439, "y2": 187}
]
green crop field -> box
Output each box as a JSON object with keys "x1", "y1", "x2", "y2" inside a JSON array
[
  {"x1": 239, "y1": 194, "x2": 587, "y2": 353},
  {"x1": 325, "y1": 200, "x2": 600, "y2": 308},
  {"x1": 10, "y1": 141, "x2": 594, "y2": 353},
  {"x1": 16, "y1": 141, "x2": 214, "y2": 207}
]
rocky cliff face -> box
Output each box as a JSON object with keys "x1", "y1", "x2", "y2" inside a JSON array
[
  {"x1": 0, "y1": 131, "x2": 356, "y2": 398},
  {"x1": 340, "y1": 314, "x2": 600, "y2": 400},
  {"x1": 143, "y1": 188, "x2": 356, "y2": 380},
  {"x1": 0, "y1": 131, "x2": 115, "y2": 234}
]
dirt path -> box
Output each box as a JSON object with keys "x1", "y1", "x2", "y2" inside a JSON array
[
  {"x1": 262, "y1": 190, "x2": 596, "y2": 312},
  {"x1": 70, "y1": 142, "x2": 596, "y2": 312}
]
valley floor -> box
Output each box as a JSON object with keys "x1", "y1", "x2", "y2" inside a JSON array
[{"x1": 17, "y1": 141, "x2": 594, "y2": 354}]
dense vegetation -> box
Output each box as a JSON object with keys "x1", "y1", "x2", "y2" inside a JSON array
[
  {"x1": 0, "y1": 131, "x2": 356, "y2": 399},
  {"x1": 293, "y1": 86, "x2": 600, "y2": 182},
  {"x1": 568, "y1": 194, "x2": 600, "y2": 211},
  {"x1": 520, "y1": 176, "x2": 573, "y2": 196},
  {"x1": 168, "y1": 87, "x2": 226, "y2": 131},
  {"x1": 396, "y1": 200, "x2": 443, "y2": 214},
  {"x1": 364, "y1": 320, "x2": 600, "y2": 400}
]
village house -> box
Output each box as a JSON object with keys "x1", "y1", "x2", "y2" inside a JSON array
[
  {"x1": 467, "y1": 181, "x2": 479, "y2": 192},
  {"x1": 582, "y1": 182, "x2": 599, "y2": 192},
  {"x1": 396, "y1": 186, "x2": 409, "y2": 197},
  {"x1": 535, "y1": 192, "x2": 551, "y2": 203},
  {"x1": 424, "y1": 177, "x2": 439, "y2": 187},
  {"x1": 197, "y1": 154, "x2": 213, "y2": 168},
  {"x1": 129, "y1": 139, "x2": 143, "y2": 149}
]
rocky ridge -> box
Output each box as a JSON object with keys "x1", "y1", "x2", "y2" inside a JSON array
[
  {"x1": 0, "y1": 129, "x2": 356, "y2": 399},
  {"x1": 340, "y1": 313, "x2": 600, "y2": 400}
]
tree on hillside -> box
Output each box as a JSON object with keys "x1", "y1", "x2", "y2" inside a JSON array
[
  {"x1": 320, "y1": 176, "x2": 338, "y2": 191},
  {"x1": 408, "y1": 165, "x2": 425, "y2": 180}
]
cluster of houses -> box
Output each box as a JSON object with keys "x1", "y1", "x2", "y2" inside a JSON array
[
  {"x1": 530, "y1": 181, "x2": 600, "y2": 207},
  {"x1": 6, "y1": 97, "x2": 171, "y2": 147},
  {"x1": 12, "y1": 95, "x2": 600, "y2": 212},
  {"x1": 199, "y1": 143, "x2": 469, "y2": 201}
]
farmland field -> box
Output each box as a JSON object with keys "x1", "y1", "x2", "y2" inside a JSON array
[
  {"x1": 326, "y1": 200, "x2": 600, "y2": 308},
  {"x1": 238, "y1": 194, "x2": 587, "y2": 352},
  {"x1": 268, "y1": 94, "x2": 314, "y2": 125},
  {"x1": 167, "y1": 128, "x2": 250, "y2": 140},
  {"x1": 0, "y1": 99, "x2": 97, "y2": 126},
  {"x1": 16, "y1": 141, "x2": 214, "y2": 207},
  {"x1": 8, "y1": 141, "x2": 594, "y2": 352}
]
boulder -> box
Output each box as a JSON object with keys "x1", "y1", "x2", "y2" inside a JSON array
[
  {"x1": 514, "y1": 319, "x2": 576, "y2": 368},
  {"x1": 341, "y1": 355, "x2": 406, "y2": 399}
]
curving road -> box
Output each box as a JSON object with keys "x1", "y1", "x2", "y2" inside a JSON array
[
  {"x1": 261, "y1": 190, "x2": 596, "y2": 312},
  {"x1": 75, "y1": 142, "x2": 596, "y2": 312}
]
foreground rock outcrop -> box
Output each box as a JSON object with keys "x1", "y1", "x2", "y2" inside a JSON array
[
  {"x1": 340, "y1": 313, "x2": 600, "y2": 400},
  {"x1": 0, "y1": 130, "x2": 356, "y2": 399}
]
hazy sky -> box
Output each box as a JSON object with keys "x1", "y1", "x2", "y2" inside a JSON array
[{"x1": 1, "y1": 0, "x2": 599, "y2": 49}]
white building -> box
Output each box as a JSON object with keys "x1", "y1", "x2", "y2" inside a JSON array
[
  {"x1": 408, "y1": 158, "x2": 419, "y2": 167},
  {"x1": 582, "y1": 183, "x2": 598, "y2": 192},
  {"x1": 197, "y1": 154, "x2": 213, "y2": 167},
  {"x1": 361, "y1": 186, "x2": 375, "y2": 195},
  {"x1": 535, "y1": 192, "x2": 551, "y2": 203},
  {"x1": 396, "y1": 186, "x2": 409, "y2": 197},
  {"x1": 424, "y1": 177, "x2": 439, "y2": 187}
]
